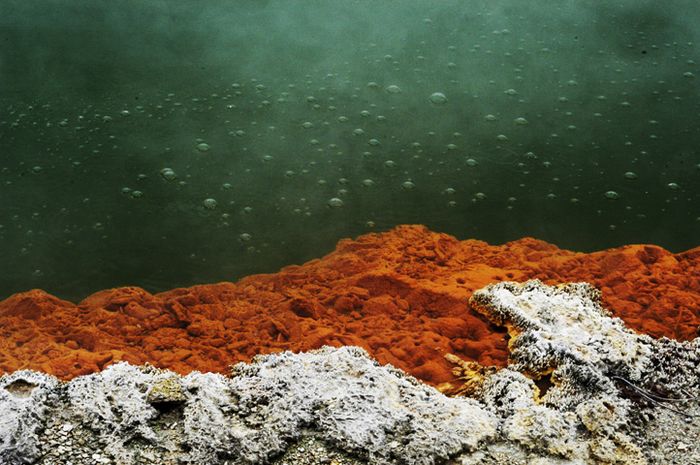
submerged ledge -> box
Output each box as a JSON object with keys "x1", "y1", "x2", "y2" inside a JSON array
[
  {"x1": 1, "y1": 281, "x2": 698, "y2": 465},
  {"x1": 1, "y1": 225, "x2": 699, "y2": 387}
]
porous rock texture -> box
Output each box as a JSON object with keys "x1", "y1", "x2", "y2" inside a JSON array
[
  {"x1": 1, "y1": 281, "x2": 698, "y2": 465},
  {"x1": 0, "y1": 225, "x2": 698, "y2": 387},
  {"x1": 467, "y1": 280, "x2": 700, "y2": 465}
]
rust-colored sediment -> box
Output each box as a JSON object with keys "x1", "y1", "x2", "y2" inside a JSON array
[{"x1": 0, "y1": 225, "x2": 698, "y2": 386}]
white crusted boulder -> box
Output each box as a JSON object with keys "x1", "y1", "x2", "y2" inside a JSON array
[
  {"x1": 0, "y1": 371, "x2": 59, "y2": 464},
  {"x1": 468, "y1": 280, "x2": 699, "y2": 465}
]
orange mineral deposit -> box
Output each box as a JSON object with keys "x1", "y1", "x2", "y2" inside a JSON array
[{"x1": 0, "y1": 225, "x2": 698, "y2": 386}]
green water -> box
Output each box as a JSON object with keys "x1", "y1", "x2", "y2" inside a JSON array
[{"x1": 1, "y1": 0, "x2": 698, "y2": 301}]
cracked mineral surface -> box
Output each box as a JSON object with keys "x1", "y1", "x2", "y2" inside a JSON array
[{"x1": 1, "y1": 280, "x2": 697, "y2": 465}]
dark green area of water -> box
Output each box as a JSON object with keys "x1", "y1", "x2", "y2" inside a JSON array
[{"x1": 1, "y1": 0, "x2": 698, "y2": 301}]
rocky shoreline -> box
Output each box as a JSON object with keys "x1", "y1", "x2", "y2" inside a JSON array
[{"x1": 2, "y1": 281, "x2": 698, "y2": 465}]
